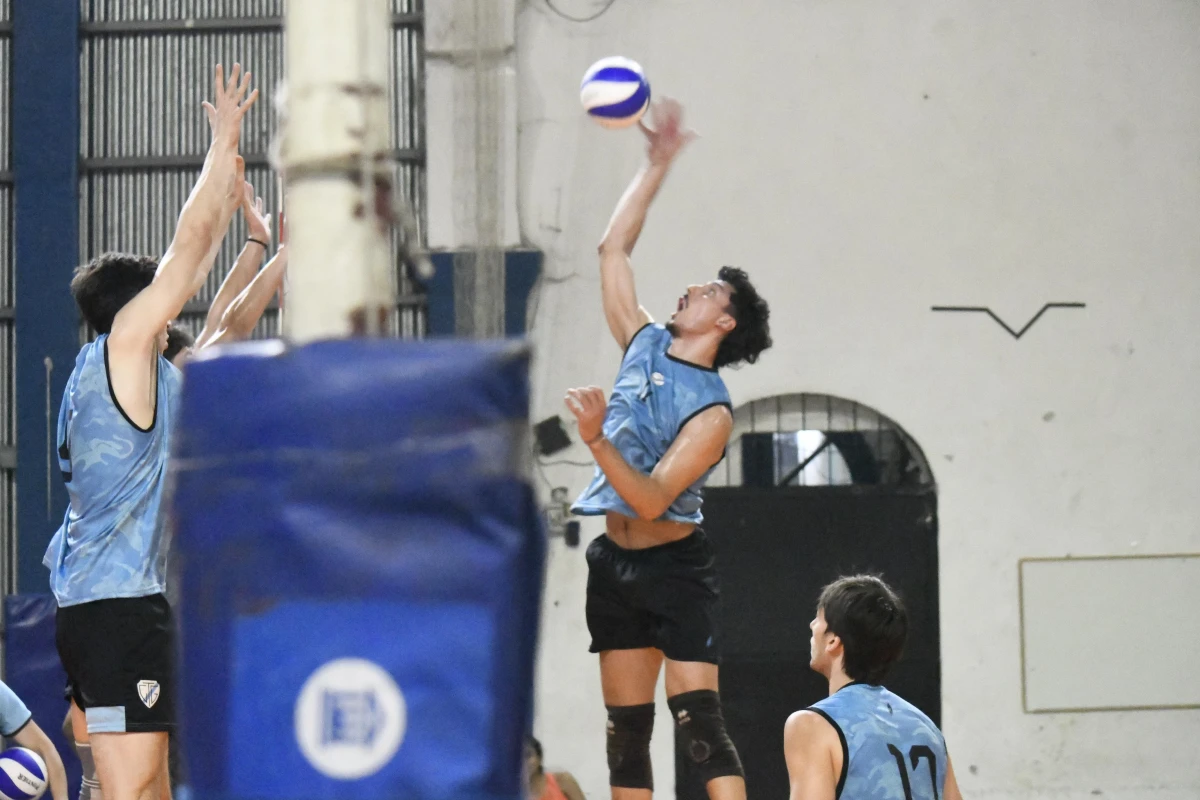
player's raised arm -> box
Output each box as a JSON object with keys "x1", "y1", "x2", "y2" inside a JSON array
[
  {"x1": 598, "y1": 98, "x2": 696, "y2": 349},
  {"x1": 196, "y1": 182, "x2": 271, "y2": 348},
  {"x1": 110, "y1": 64, "x2": 257, "y2": 353},
  {"x1": 202, "y1": 244, "x2": 288, "y2": 346}
]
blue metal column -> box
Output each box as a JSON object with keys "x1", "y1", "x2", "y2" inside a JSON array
[
  {"x1": 426, "y1": 250, "x2": 543, "y2": 337},
  {"x1": 12, "y1": 0, "x2": 79, "y2": 591}
]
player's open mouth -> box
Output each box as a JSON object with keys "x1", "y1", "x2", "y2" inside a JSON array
[{"x1": 677, "y1": 295, "x2": 687, "y2": 311}]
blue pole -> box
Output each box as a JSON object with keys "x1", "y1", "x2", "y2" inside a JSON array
[{"x1": 12, "y1": 0, "x2": 79, "y2": 592}]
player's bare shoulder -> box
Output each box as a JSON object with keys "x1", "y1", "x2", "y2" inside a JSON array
[
  {"x1": 680, "y1": 403, "x2": 733, "y2": 439},
  {"x1": 784, "y1": 708, "x2": 837, "y2": 748}
]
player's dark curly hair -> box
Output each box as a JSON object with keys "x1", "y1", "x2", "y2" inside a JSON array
[
  {"x1": 715, "y1": 266, "x2": 772, "y2": 369},
  {"x1": 70, "y1": 252, "x2": 158, "y2": 333}
]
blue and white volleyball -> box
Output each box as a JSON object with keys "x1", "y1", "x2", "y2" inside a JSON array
[
  {"x1": 580, "y1": 57, "x2": 651, "y2": 129},
  {"x1": 0, "y1": 748, "x2": 47, "y2": 800}
]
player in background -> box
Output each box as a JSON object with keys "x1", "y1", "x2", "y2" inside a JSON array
[{"x1": 784, "y1": 575, "x2": 964, "y2": 800}]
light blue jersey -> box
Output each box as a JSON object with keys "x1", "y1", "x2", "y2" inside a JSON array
[
  {"x1": 572, "y1": 323, "x2": 731, "y2": 525},
  {"x1": 810, "y1": 683, "x2": 947, "y2": 800},
  {"x1": 0, "y1": 681, "x2": 31, "y2": 737},
  {"x1": 43, "y1": 335, "x2": 182, "y2": 607}
]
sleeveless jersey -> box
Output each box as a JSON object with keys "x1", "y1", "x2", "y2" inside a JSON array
[
  {"x1": 571, "y1": 324, "x2": 731, "y2": 524},
  {"x1": 43, "y1": 335, "x2": 182, "y2": 606},
  {"x1": 809, "y1": 683, "x2": 947, "y2": 800}
]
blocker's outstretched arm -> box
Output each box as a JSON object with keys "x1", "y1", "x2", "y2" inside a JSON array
[
  {"x1": 196, "y1": 182, "x2": 272, "y2": 348},
  {"x1": 597, "y1": 98, "x2": 696, "y2": 350},
  {"x1": 107, "y1": 63, "x2": 257, "y2": 428},
  {"x1": 202, "y1": 245, "x2": 288, "y2": 346},
  {"x1": 112, "y1": 64, "x2": 257, "y2": 350}
]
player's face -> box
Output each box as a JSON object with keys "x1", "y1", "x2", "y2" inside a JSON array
[
  {"x1": 668, "y1": 280, "x2": 734, "y2": 334},
  {"x1": 809, "y1": 608, "x2": 834, "y2": 676}
]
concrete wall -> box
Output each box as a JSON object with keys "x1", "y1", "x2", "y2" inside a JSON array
[{"x1": 441, "y1": 1, "x2": 1200, "y2": 797}]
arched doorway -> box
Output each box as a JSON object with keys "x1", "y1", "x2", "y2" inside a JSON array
[{"x1": 677, "y1": 394, "x2": 939, "y2": 800}]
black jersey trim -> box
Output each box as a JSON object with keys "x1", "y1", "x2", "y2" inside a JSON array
[
  {"x1": 808, "y1": 708, "x2": 849, "y2": 800},
  {"x1": 664, "y1": 349, "x2": 718, "y2": 372},
  {"x1": 104, "y1": 339, "x2": 157, "y2": 433},
  {"x1": 59, "y1": 440, "x2": 72, "y2": 483},
  {"x1": 622, "y1": 322, "x2": 655, "y2": 360},
  {"x1": 2, "y1": 713, "x2": 32, "y2": 739},
  {"x1": 677, "y1": 401, "x2": 733, "y2": 437}
]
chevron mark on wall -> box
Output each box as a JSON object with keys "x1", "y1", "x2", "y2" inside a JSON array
[{"x1": 930, "y1": 302, "x2": 1086, "y2": 340}]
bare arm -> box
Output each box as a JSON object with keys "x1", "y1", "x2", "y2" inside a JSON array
[
  {"x1": 566, "y1": 386, "x2": 730, "y2": 523},
  {"x1": 598, "y1": 99, "x2": 696, "y2": 350},
  {"x1": 202, "y1": 244, "x2": 288, "y2": 346},
  {"x1": 111, "y1": 64, "x2": 256, "y2": 349},
  {"x1": 597, "y1": 164, "x2": 664, "y2": 349},
  {"x1": 12, "y1": 721, "x2": 68, "y2": 800},
  {"x1": 944, "y1": 754, "x2": 963, "y2": 800},
  {"x1": 783, "y1": 711, "x2": 839, "y2": 800},
  {"x1": 553, "y1": 772, "x2": 586, "y2": 800},
  {"x1": 196, "y1": 184, "x2": 271, "y2": 347},
  {"x1": 106, "y1": 64, "x2": 257, "y2": 427}
]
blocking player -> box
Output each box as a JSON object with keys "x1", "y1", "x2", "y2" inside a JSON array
[{"x1": 45, "y1": 64, "x2": 256, "y2": 800}]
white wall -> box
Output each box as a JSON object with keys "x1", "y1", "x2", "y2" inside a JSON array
[{"x1": 507, "y1": 1, "x2": 1200, "y2": 798}]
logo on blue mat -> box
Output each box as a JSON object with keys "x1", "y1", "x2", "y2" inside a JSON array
[
  {"x1": 322, "y1": 689, "x2": 383, "y2": 747},
  {"x1": 294, "y1": 658, "x2": 407, "y2": 780}
]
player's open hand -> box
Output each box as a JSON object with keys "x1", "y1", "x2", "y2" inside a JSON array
[
  {"x1": 241, "y1": 182, "x2": 271, "y2": 242},
  {"x1": 565, "y1": 386, "x2": 607, "y2": 445},
  {"x1": 202, "y1": 63, "x2": 258, "y2": 150},
  {"x1": 639, "y1": 97, "x2": 697, "y2": 166}
]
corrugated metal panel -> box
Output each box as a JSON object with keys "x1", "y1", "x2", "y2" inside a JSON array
[
  {"x1": 82, "y1": 2, "x2": 287, "y2": 21},
  {"x1": 80, "y1": 1, "x2": 426, "y2": 338}
]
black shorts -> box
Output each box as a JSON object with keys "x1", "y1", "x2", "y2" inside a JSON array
[
  {"x1": 585, "y1": 529, "x2": 721, "y2": 664},
  {"x1": 56, "y1": 594, "x2": 175, "y2": 734}
]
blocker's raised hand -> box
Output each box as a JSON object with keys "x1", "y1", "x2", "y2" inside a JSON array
[{"x1": 202, "y1": 63, "x2": 258, "y2": 149}]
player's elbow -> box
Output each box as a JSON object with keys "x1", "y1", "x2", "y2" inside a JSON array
[
  {"x1": 633, "y1": 506, "x2": 662, "y2": 522},
  {"x1": 598, "y1": 235, "x2": 630, "y2": 257},
  {"x1": 631, "y1": 494, "x2": 672, "y2": 521}
]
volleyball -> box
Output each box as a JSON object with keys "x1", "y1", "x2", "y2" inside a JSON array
[
  {"x1": 0, "y1": 748, "x2": 47, "y2": 800},
  {"x1": 580, "y1": 57, "x2": 651, "y2": 129}
]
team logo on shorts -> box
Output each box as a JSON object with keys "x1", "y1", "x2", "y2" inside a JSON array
[{"x1": 137, "y1": 680, "x2": 161, "y2": 709}]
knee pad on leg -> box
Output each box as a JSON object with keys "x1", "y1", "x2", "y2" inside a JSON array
[
  {"x1": 668, "y1": 690, "x2": 744, "y2": 783},
  {"x1": 606, "y1": 703, "x2": 655, "y2": 790},
  {"x1": 76, "y1": 743, "x2": 104, "y2": 800}
]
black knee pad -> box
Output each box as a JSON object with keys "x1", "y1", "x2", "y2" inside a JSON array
[
  {"x1": 606, "y1": 703, "x2": 655, "y2": 789},
  {"x1": 668, "y1": 690, "x2": 744, "y2": 783}
]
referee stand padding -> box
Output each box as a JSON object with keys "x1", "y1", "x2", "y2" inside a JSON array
[{"x1": 172, "y1": 339, "x2": 545, "y2": 800}]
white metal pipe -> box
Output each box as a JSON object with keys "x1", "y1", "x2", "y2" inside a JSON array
[{"x1": 280, "y1": 0, "x2": 394, "y2": 342}]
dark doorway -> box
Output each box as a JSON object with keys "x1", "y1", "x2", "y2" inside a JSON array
[{"x1": 676, "y1": 396, "x2": 939, "y2": 800}]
